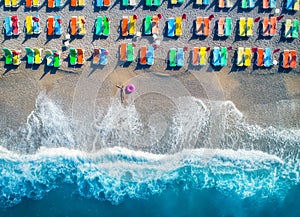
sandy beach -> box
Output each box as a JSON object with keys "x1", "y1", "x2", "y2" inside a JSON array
[{"x1": 0, "y1": 0, "x2": 299, "y2": 133}]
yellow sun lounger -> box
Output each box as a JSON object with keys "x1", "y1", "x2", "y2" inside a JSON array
[
  {"x1": 5, "y1": 0, "x2": 11, "y2": 7},
  {"x1": 171, "y1": 0, "x2": 177, "y2": 4},
  {"x1": 12, "y1": 0, "x2": 20, "y2": 7},
  {"x1": 237, "y1": 47, "x2": 244, "y2": 66},
  {"x1": 246, "y1": 18, "x2": 253, "y2": 36},
  {"x1": 33, "y1": 0, "x2": 40, "y2": 7},
  {"x1": 285, "y1": 19, "x2": 292, "y2": 38},
  {"x1": 12, "y1": 50, "x2": 21, "y2": 65},
  {"x1": 199, "y1": 47, "x2": 207, "y2": 66},
  {"x1": 78, "y1": 16, "x2": 86, "y2": 35},
  {"x1": 239, "y1": 17, "x2": 246, "y2": 37},
  {"x1": 129, "y1": 15, "x2": 136, "y2": 35},
  {"x1": 78, "y1": 0, "x2": 85, "y2": 6},
  {"x1": 175, "y1": 17, "x2": 182, "y2": 36},
  {"x1": 33, "y1": 48, "x2": 42, "y2": 64},
  {"x1": 244, "y1": 47, "x2": 251, "y2": 66},
  {"x1": 294, "y1": 0, "x2": 299, "y2": 10},
  {"x1": 26, "y1": 16, "x2": 34, "y2": 35}
]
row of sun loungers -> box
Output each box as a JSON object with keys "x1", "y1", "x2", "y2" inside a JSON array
[
  {"x1": 93, "y1": 48, "x2": 108, "y2": 65},
  {"x1": 25, "y1": 48, "x2": 43, "y2": 65},
  {"x1": 122, "y1": 0, "x2": 137, "y2": 6},
  {"x1": 237, "y1": 47, "x2": 251, "y2": 67},
  {"x1": 286, "y1": 0, "x2": 299, "y2": 10},
  {"x1": 282, "y1": 50, "x2": 297, "y2": 68},
  {"x1": 47, "y1": 0, "x2": 62, "y2": 7},
  {"x1": 195, "y1": 0, "x2": 209, "y2": 5},
  {"x1": 70, "y1": 0, "x2": 85, "y2": 7},
  {"x1": 262, "y1": 0, "x2": 276, "y2": 9},
  {"x1": 169, "y1": 48, "x2": 184, "y2": 67},
  {"x1": 241, "y1": 0, "x2": 255, "y2": 8},
  {"x1": 218, "y1": 0, "x2": 233, "y2": 8},
  {"x1": 145, "y1": 0, "x2": 161, "y2": 6},
  {"x1": 96, "y1": 0, "x2": 111, "y2": 7},
  {"x1": 25, "y1": 0, "x2": 40, "y2": 7},
  {"x1": 2, "y1": 16, "x2": 299, "y2": 39},
  {"x1": 139, "y1": 46, "x2": 155, "y2": 65}
]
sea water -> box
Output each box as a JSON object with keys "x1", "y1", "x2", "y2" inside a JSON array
[{"x1": 0, "y1": 94, "x2": 299, "y2": 217}]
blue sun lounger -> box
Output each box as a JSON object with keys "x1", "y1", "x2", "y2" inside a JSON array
[
  {"x1": 270, "y1": 0, "x2": 276, "y2": 8},
  {"x1": 54, "y1": 16, "x2": 62, "y2": 35},
  {"x1": 147, "y1": 45, "x2": 154, "y2": 65},
  {"x1": 286, "y1": 0, "x2": 293, "y2": 10},
  {"x1": 264, "y1": 48, "x2": 271, "y2": 67},
  {"x1": 249, "y1": 0, "x2": 255, "y2": 8},
  {"x1": 97, "y1": 0, "x2": 103, "y2": 6},
  {"x1": 203, "y1": 0, "x2": 210, "y2": 4},
  {"x1": 32, "y1": 14, "x2": 41, "y2": 34},
  {"x1": 55, "y1": 0, "x2": 61, "y2": 7},
  {"x1": 213, "y1": 47, "x2": 221, "y2": 66},
  {"x1": 168, "y1": 18, "x2": 175, "y2": 37},
  {"x1": 4, "y1": 16, "x2": 13, "y2": 36},
  {"x1": 177, "y1": 48, "x2": 184, "y2": 67},
  {"x1": 100, "y1": 48, "x2": 107, "y2": 65}
]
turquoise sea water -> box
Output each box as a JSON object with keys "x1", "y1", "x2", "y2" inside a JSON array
[{"x1": 0, "y1": 95, "x2": 299, "y2": 217}]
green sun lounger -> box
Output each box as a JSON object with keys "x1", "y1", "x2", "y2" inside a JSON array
[
  {"x1": 225, "y1": 17, "x2": 232, "y2": 37},
  {"x1": 95, "y1": 16, "x2": 103, "y2": 36},
  {"x1": 69, "y1": 48, "x2": 77, "y2": 65},
  {"x1": 220, "y1": 47, "x2": 227, "y2": 67},
  {"x1": 3, "y1": 48, "x2": 13, "y2": 65},
  {"x1": 178, "y1": 0, "x2": 184, "y2": 3},
  {"x1": 123, "y1": 0, "x2": 129, "y2": 6},
  {"x1": 103, "y1": 16, "x2": 110, "y2": 36},
  {"x1": 153, "y1": 0, "x2": 161, "y2": 5},
  {"x1": 25, "y1": 47, "x2": 34, "y2": 64},
  {"x1": 292, "y1": 19, "x2": 299, "y2": 38},
  {"x1": 127, "y1": 43, "x2": 134, "y2": 62},
  {"x1": 169, "y1": 48, "x2": 177, "y2": 67},
  {"x1": 241, "y1": 0, "x2": 247, "y2": 8},
  {"x1": 146, "y1": 0, "x2": 152, "y2": 6},
  {"x1": 53, "y1": 50, "x2": 61, "y2": 67},
  {"x1": 144, "y1": 16, "x2": 152, "y2": 35}
]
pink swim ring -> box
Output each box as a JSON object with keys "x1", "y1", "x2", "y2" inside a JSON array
[{"x1": 125, "y1": 84, "x2": 135, "y2": 93}]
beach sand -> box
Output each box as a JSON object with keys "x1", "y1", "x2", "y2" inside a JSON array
[{"x1": 0, "y1": 0, "x2": 299, "y2": 132}]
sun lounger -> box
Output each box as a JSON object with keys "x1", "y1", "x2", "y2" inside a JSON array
[
  {"x1": 77, "y1": 48, "x2": 85, "y2": 64},
  {"x1": 294, "y1": 0, "x2": 299, "y2": 10},
  {"x1": 93, "y1": 48, "x2": 100, "y2": 64},
  {"x1": 47, "y1": 17, "x2": 54, "y2": 35},
  {"x1": 32, "y1": 0, "x2": 40, "y2": 7},
  {"x1": 78, "y1": 16, "x2": 86, "y2": 35},
  {"x1": 146, "y1": 0, "x2": 152, "y2": 6},
  {"x1": 225, "y1": 17, "x2": 232, "y2": 37},
  {"x1": 196, "y1": 0, "x2": 202, "y2": 4},
  {"x1": 286, "y1": 0, "x2": 293, "y2": 10},
  {"x1": 200, "y1": 47, "x2": 207, "y2": 66},
  {"x1": 203, "y1": 0, "x2": 209, "y2": 4},
  {"x1": 152, "y1": 15, "x2": 159, "y2": 35},
  {"x1": 4, "y1": 17, "x2": 13, "y2": 37},
  {"x1": 103, "y1": 16, "x2": 110, "y2": 36},
  {"x1": 25, "y1": 47, "x2": 34, "y2": 64},
  {"x1": 270, "y1": 17, "x2": 276, "y2": 36},
  {"x1": 225, "y1": 0, "x2": 233, "y2": 7},
  {"x1": 78, "y1": 0, "x2": 85, "y2": 6},
  {"x1": 168, "y1": 18, "x2": 175, "y2": 37},
  {"x1": 127, "y1": 43, "x2": 134, "y2": 62},
  {"x1": 241, "y1": 0, "x2": 247, "y2": 9},
  {"x1": 71, "y1": 0, "x2": 77, "y2": 6},
  {"x1": 177, "y1": 48, "x2": 184, "y2": 67},
  {"x1": 263, "y1": 0, "x2": 268, "y2": 8},
  {"x1": 140, "y1": 46, "x2": 147, "y2": 65},
  {"x1": 171, "y1": 0, "x2": 177, "y2": 4},
  {"x1": 220, "y1": 47, "x2": 227, "y2": 66},
  {"x1": 69, "y1": 48, "x2": 77, "y2": 65},
  {"x1": 204, "y1": 17, "x2": 210, "y2": 36},
  {"x1": 32, "y1": 14, "x2": 41, "y2": 34},
  {"x1": 175, "y1": 17, "x2": 182, "y2": 36},
  {"x1": 120, "y1": 43, "x2": 127, "y2": 61},
  {"x1": 12, "y1": 50, "x2": 21, "y2": 65},
  {"x1": 71, "y1": 16, "x2": 77, "y2": 36},
  {"x1": 290, "y1": 50, "x2": 297, "y2": 68},
  {"x1": 11, "y1": 16, "x2": 19, "y2": 36},
  {"x1": 244, "y1": 48, "x2": 251, "y2": 66},
  {"x1": 26, "y1": 0, "x2": 32, "y2": 7},
  {"x1": 26, "y1": 16, "x2": 33, "y2": 35},
  {"x1": 33, "y1": 48, "x2": 42, "y2": 64},
  {"x1": 292, "y1": 19, "x2": 299, "y2": 38},
  {"x1": 12, "y1": 0, "x2": 20, "y2": 7},
  {"x1": 213, "y1": 47, "x2": 221, "y2": 66},
  {"x1": 100, "y1": 48, "x2": 108, "y2": 65},
  {"x1": 239, "y1": 17, "x2": 246, "y2": 37},
  {"x1": 129, "y1": 15, "x2": 136, "y2": 36},
  {"x1": 192, "y1": 47, "x2": 199, "y2": 66},
  {"x1": 123, "y1": 0, "x2": 129, "y2": 6},
  {"x1": 282, "y1": 50, "x2": 289, "y2": 68},
  {"x1": 104, "y1": 0, "x2": 110, "y2": 6},
  {"x1": 144, "y1": 16, "x2": 152, "y2": 35},
  {"x1": 130, "y1": 0, "x2": 136, "y2": 5},
  {"x1": 45, "y1": 50, "x2": 54, "y2": 66},
  {"x1": 169, "y1": 48, "x2": 177, "y2": 67},
  {"x1": 48, "y1": 0, "x2": 55, "y2": 8},
  {"x1": 219, "y1": 0, "x2": 225, "y2": 8},
  {"x1": 3, "y1": 48, "x2": 13, "y2": 65},
  {"x1": 249, "y1": 0, "x2": 255, "y2": 8},
  {"x1": 264, "y1": 48, "x2": 271, "y2": 67},
  {"x1": 270, "y1": 0, "x2": 276, "y2": 8},
  {"x1": 96, "y1": 0, "x2": 103, "y2": 6},
  {"x1": 218, "y1": 17, "x2": 225, "y2": 37},
  {"x1": 52, "y1": 50, "x2": 60, "y2": 67},
  {"x1": 246, "y1": 18, "x2": 253, "y2": 36},
  {"x1": 256, "y1": 48, "x2": 264, "y2": 66},
  {"x1": 147, "y1": 46, "x2": 154, "y2": 65},
  {"x1": 262, "y1": 17, "x2": 269, "y2": 36},
  {"x1": 55, "y1": 0, "x2": 61, "y2": 7},
  {"x1": 285, "y1": 19, "x2": 292, "y2": 38},
  {"x1": 195, "y1": 17, "x2": 203, "y2": 36},
  {"x1": 154, "y1": 0, "x2": 161, "y2": 6},
  {"x1": 237, "y1": 47, "x2": 244, "y2": 66},
  {"x1": 54, "y1": 16, "x2": 62, "y2": 35},
  {"x1": 95, "y1": 16, "x2": 103, "y2": 36},
  {"x1": 5, "y1": 0, "x2": 11, "y2": 7},
  {"x1": 122, "y1": 16, "x2": 129, "y2": 37}
]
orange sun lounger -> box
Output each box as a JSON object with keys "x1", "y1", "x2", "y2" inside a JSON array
[
  {"x1": 263, "y1": 17, "x2": 269, "y2": 36},
  {"x1": 140, "y1": 46, "x2": 147, "y2": 65},
  {"x1": 71, "y1": 0, "x2": 77, "y2": 6},
  {"x1": 47, "y1": 16, "x2": 54, "y2": 35},
  {"x1": 219, "y1": 0, "x2": 225, "y2": 8},
  {"x1": 192, "y1": 47, "x2": 199, "y2": 65},
  {"x1": 26, "y1": 0, "x2": 32, "y2": 7},
  {"x1": 218, "y1": 17, "x2": 225, "y2": 36},
  {"x1": 290, "y1": 50, "x2": 297, "y2": 69},
  {"x1": 262, "y1": 0, "x2": 268, "y2": 9},
  {"x1": 204, "y1": 17, "x2": 210, "y2": 36},
  {"x1": 282, "y1": 50, "x2": 290, "y2": 69},
  {"x1": 256, "y1": 48, "x2": 264, "y2": 66},
  {"x1": 77, "y1": 48, "x2": 84, "y2": 64},
  {"x1": 270, "y1": 17, "x2": 276, "y2": 36},
  {"x1": 196, "y1": 17, "x2": 203, "y2": 35},
  {"x1": 48, "y1": 0, "x2": 54, "y2": 7},
  {"x1": 71, "y1": 16, "x2": 77, "y2": 35},
  {"x1": 152, "y1": 15, "x2": 159, "y2": 35},
  {"x1": 104, "y1": 0, "x2": 110, "y2": 6},
  {"x1": 122, "y1": 16, "x2": 129, "y2": 37},
  {"x1": 120, "y1": 43, "x2": 127, "y2": 61}
]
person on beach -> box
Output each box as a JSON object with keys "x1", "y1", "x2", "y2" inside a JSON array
[{"x1": 116, "y1": 85, "x2": 126, "y2": 103}]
